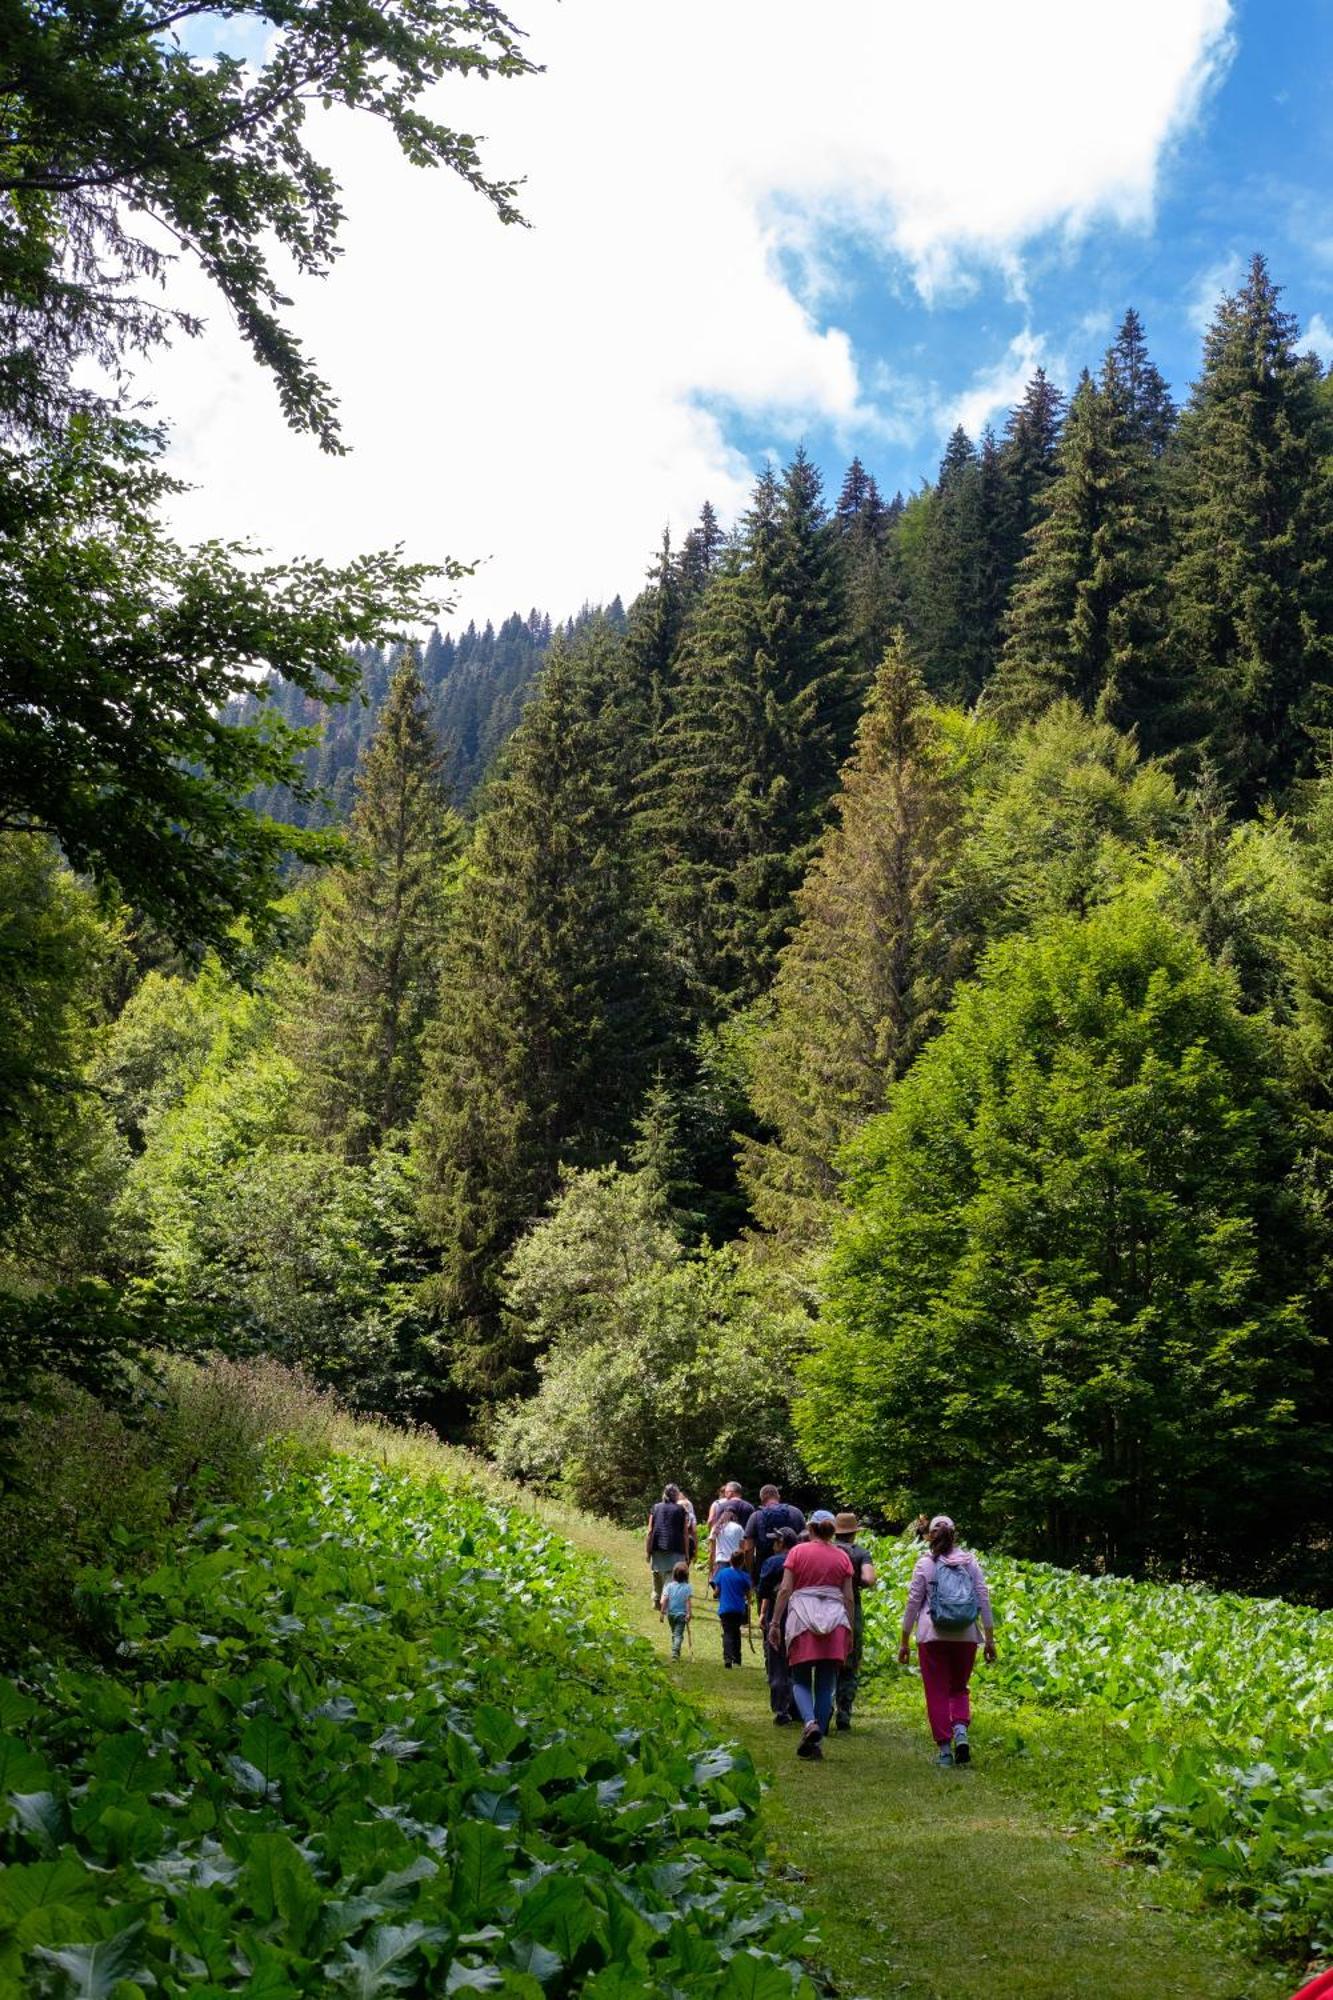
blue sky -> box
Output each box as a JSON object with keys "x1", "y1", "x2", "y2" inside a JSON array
[
  {"x1": 156, "y1": 0, "x2": 1333, "y2": 627},
  {"x1": 732, "y1": 0, "x2": 1333, "y2": 503}
]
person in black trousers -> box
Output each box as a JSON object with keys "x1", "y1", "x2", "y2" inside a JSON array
[
  {"x1": 716, "y1": 1551, "x2": 753, "y2": 1667},
  {"x1": 757, "y1": 1527, "x2": 798, "y2": 1721}
]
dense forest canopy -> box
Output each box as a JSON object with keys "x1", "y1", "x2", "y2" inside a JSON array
[{"x1": 8, "y1": 236, "x2": 1333, "y2": 1593}]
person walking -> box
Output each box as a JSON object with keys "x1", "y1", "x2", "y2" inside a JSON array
[
  {"x1": 832, "y1": 1512, "x2": 876, "y2": 1731},
  {"x1": 645, "y1": 1484, "x2": 693, "y2": 1610},
  {"x1": 742, "y1": 1485, "x2": 806, "y2": 1578},
  {"x1": 716, "y1": 1551, "x2": 753, "y2": 1668},
  {"x1": 660, "y1": 1562, "x2": 693, "y2": 1661},
  {"x1": 757, "y1": 1526, "x2": 798, "y2": 1724},
  {"x1": 897, "y1": 1513, "x2": 995, "y2": 1765},
  {"x1": 772, "y1": 1510, "x2": 854, "y2": 1759}
]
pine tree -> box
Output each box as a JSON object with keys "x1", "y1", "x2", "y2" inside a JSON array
[
  {"x1": 643, "y1": 452, "x2": 856, "y2": 1014},
  {"x1": 989, "y1": 361, "x2": 1168, "y2": 731},
  {"x1": 414, "y1": 625, "x2": 667, "y2": 1402},
  {"x1": 740, "y1": 635, "x2": 966, "y2": 1243},
  {"x1": 288, "y1": 652, "x2": 459, "y2": 1159},
  {"x1": 1167, "y1": 255, "x2": 1333, "y2": 804}
]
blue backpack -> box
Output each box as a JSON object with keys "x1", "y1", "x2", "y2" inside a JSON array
[{"x1": 929, "y1": 1555, "x2": 979, "y2": 1632}]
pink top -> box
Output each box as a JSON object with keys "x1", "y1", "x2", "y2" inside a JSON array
[
  {"x1": 784, "y1": 1540, "x2": 854, "y2": 1592},
  {"x1": 783, "y1": 1540, "x2": 853, "y2": 1666},
  {"x1": 902, "y1": 1550, "x2": 993, "y2": 1645}
]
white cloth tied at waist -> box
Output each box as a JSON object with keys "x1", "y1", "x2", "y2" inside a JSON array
[{"x1": 784, "y1": 1584, "x2": 851, "y2": 1645}]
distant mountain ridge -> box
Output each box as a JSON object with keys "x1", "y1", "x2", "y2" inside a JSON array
[{"x1": 235, "y1": 600, "x2": 626, "y2": 825}]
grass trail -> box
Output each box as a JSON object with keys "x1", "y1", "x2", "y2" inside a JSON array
[{"x1": 539, "y1": 1503, "x2": 1291, "y2": 2000}]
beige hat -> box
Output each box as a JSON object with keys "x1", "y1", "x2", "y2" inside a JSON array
[{"x1": 834, "y1": 1511, "x2": 859, "y2": 1536}]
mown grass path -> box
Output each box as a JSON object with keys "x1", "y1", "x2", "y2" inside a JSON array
[{"x1": 539, "y1": 1504, "x2": 1291, "y2": 2000}]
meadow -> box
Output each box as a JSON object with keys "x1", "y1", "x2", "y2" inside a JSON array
[
  {"x1": 0, "y1": 1379, "x2": 820, "y2": 1998},
  {"x1": 860, "y1": 1537, "x2": 1333, "y2": 1960}
]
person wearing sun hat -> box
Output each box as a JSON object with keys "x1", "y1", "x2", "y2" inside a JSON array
[
  {"x1": 771, "y1": 1509, "x2": 855, "y2": 1759},
  {"x1": 832, "y1": 1511, "x2": 877, "y2": 1731}
]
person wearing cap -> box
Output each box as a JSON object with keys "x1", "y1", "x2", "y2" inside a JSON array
[
  {"x1": 771, "y1": 1509, "x2": 854, "y2": 1759},
  {"x1": 756, "y1": 1526, "x2": 799, "y2": 1724},
  {"x1": 897, "y1": 1513, "x2": 995, "y2": 1766},
  {"x1": 832, "y1": 1512, "x2": 877, "y2": 1732}
]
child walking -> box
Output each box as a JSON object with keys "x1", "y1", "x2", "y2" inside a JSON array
[
  {"x1": 660, "y1": 1561, "x2": 693, "y2": 1660},
  {"x1": 716, "y1": 1551, "x2": 753, "y2": 1667}
]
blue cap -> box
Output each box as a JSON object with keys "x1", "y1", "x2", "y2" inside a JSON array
[{"x1": 808, "y1": 1509, "x2": 837, "y2": 1526}]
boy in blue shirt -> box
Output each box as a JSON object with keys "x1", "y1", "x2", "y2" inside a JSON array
[
  {"x1": 660, "y1": 1562, "x2": 693, "y2": 1660},
  {"x1": 716, "y1": 1551, "x2": 753, "y2": 1667}
]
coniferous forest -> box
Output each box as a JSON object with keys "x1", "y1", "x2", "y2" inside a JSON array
[{"x1": 9, "y1": 257, "x2": 1333, "y2": 1596}]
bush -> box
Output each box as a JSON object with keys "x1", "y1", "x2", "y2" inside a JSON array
[
  {"x1": 494, "y1": 1167, "x2": 809, "y2": 1517},
  {"x1": 0, "y1": 1358, "x2": 340, "y2": 1662}
]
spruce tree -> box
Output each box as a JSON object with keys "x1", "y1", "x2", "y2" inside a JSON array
[
  {"x1": 836, "y1": 455, "x2": 902, "y2": 680},
  {"x1": 677, "y1": 499, "x2": 726, "y2": 604},
  {"x1": 996, "y1": 366, "x2": 1065, "y2": 584},
  {"x1": 1168, "y1": 256, "x2": 1333, "y2": 805},
  {"x1": 289, "y1": 652, "x2": 458, "y2": 1159},
  {"x1": 414, "y1": 625, "x2": 666, "y2": 1402},
  {"x1": 741, "y1": 635, "x2": 967, "y2": 1243},
  {"x1": 643, "y1": 452, "x2": 856, "y2": 1014},
  {"x1": 1106, "y1": 307, "x2": 1176, "y2": 455},
  {"x1": 989, "y1": 362, "x2": 1168, "y2": 731},
  {"x1": 911, "y1": 427, "x2": 1008, "y2": 702}
]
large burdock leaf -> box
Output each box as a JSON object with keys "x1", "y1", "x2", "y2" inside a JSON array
[
  {"x1": 448, "y1": 1820, "x2": 512, "y2": 1924},
  {"x1": 30, "y1": 1921, "x2": 147, "y2": 1998},
  {"x1": 325, "y1": 1921, "x2": 443, "y2": 1996},
  {"x1": 242, "y1": 1830, "x2": 323, "y2": 1952}
]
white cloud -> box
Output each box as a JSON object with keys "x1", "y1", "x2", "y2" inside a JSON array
[
  {"x1": 151, "y1": 0, "x2": 1234, "y2": 625},
  {"x1": 1187, "y1": 251, "x2": 1247, "y2": 333},
  {"x1": 1304, "y1": 312, "x2": 1333, "y2": 365},
  {"x1": 944, "y1": 330, "x2": 1050, "y2": 443}
]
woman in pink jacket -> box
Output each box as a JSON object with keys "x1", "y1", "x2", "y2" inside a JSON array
[{"x1": 897, "y1": 1513, "x2": 995, "y2": 1765}]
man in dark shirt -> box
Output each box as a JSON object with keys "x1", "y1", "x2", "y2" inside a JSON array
[
  {"x1": 833, "y1": 1510, "x2": 877, "y2": 1730},
  {"x1": 742, "y1": 1484, "x2": 806, "y2": 1578},
  {"x1": 645, "y1": 1484, "x2": 694, "y2": 1608},
  {"x1": 756, "y1": 1526, "x2": 798, "y2": 1723}
]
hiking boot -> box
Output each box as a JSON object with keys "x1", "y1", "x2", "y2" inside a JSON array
[
  {"x1": 773, "y1": 1712, "x2": 792, "y2": 1726},
  {"x1": 834, "y1": 1713, "x2": 851, "y2": 1732},
  {"x1": 797, "y1": 1722, "x2": 823, "y2": 1760},
  {"x1": 936, "y1": 1744, "x2": 954, "y2": 1767},
  {"x1": 952, "y1": 1724, "x2": 971, "y2": 1765}
]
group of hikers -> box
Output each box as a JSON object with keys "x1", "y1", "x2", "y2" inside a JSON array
[{"x1": 646, "y1": 1481, "x2": 994, "y2": 1765}]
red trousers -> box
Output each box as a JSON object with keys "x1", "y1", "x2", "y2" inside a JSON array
[{"x1": 918, "y1": 1640, "x2": 977, "y2": 1743}]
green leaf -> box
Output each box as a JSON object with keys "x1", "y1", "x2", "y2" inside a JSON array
[
  {"x1": 0, "y1": 1736, "x2": 48, "y2": 1794},
  {"x1": 30, "y1": 1923, "x2": 146, "y2": 1999},
  {"x1": 444, "y1": 1966, "x2": 503, "y2": 1994},
  {"x1": 718, "y1": 1951, "x2": 801, "y2": 1999},
  {"x1": 326, "y1": 1921, "x2": 441, "y2": 1997},
  {"x1": 448, "y1": 1820, "x2": 513, "y2": 1925},
  {"x1": 7, "y1": 1790, "x2": 66, "y2": 1856},
  {"x1": 242, "y1": 1831, "x2": 323, "y2": 1952},
  {"x1": 0, "y1": 1683, "x2": 36, "y2": 1730}
]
